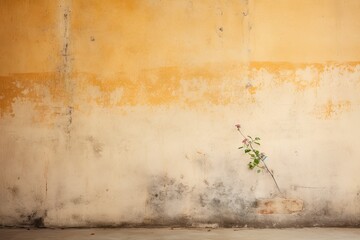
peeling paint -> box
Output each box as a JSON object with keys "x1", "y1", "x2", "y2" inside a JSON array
[
  {"x1": 1, "y1": 63, "x2": 359, "y2": 117},
  {"x1": 0, "y1": 73, "x2": 66, "y2": 117}
]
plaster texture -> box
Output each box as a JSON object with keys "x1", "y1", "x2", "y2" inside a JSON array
[{"x1": 1, "y1": 0, "x2": 360, "y2": 227}]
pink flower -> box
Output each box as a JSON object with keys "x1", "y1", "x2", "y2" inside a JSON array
[
  {"x1": 235, "y1": 124, "x2": 241, "y2": 130},
  {"x1": 242, "y1": 138, "x2": 248, "y2": 144}
]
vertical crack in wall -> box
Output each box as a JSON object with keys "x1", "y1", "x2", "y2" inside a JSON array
[
  {"x1": 59, "y1": 0, "x2": 73, "y2": 145},
  {"x1": 62, "y1": 7, "x2": 70, "y2": 77},
  {"x1": 241, "y1": 0, "x2": 252, "y2": 87}
]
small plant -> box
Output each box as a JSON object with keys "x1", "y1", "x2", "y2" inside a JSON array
[{"x1": 235, "y1": 124, "x2": 281, "y2": 193}]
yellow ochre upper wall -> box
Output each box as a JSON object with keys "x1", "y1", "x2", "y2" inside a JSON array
[
  {"x1": 70, "y1": 0, "x2": 360, "y2": 75},
  {"x1": 249, "y1": 0, "x2": 360, "y2": 62},
  {"x1": 0, "y1": 0, "x2": 359, "y2": 76},
  {"x1": 70, "y1": 0, "x2": 247, "y2": 74},
  {"x1": 1, "y1": 0, "x2": 360, "y2": 114},
  {"x1": 0, "y1": 0, "x2": 62, "y2": 75}
]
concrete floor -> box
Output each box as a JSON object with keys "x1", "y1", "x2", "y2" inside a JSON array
[{"x1": 0, "y1": 228, "x2": 360, "y2": 240}]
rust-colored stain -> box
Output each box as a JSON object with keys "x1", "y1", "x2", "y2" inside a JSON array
[
  {"x1": 314, "y1": 100, "x2": 352, "y2": 119},
  {"x1": 258, "y1": 209, "x2": 275, "y2": 214},
  {"x1": 284, "y1": 199, "x2": 303, "y2": 213},
  {"x1": 257, "y1": 198, "x2": 303, "y2": 215},
  {"x1": 258, "y1": 200, "x2": 275, "y2": 214}
]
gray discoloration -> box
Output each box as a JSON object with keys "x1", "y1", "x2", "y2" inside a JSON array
[
  {"x1": 55, "y1": 202, "x2": 65, "y2": 210},
  {"x1": 5, "y1": 179, "x2": 360, "y2": 228},
  {"x1": 199, "y1": 194, "x2": 206, "y2": 207},
  {"x1": 145, "y1": 175, "x2": 191, "y2": 223},
  {"x1": 197, "y1": 181, "x2": 253, "y2": 226},
  {"x1": 71, "y1": 195, "x2": 90, "y2": 205},
  {"x1": 146, "y1": 175, "x2": 253, "y2": 226},
  {"x1": 143, "y1": 175, "x2": 360, "y2": 227},
  {"x1": 33, "y1": 194, "x2": 44, "y2": 205},
  {"x1": 191, "y1": 151, "x2": 211, "y2": 170},
  {"x1": 71, "y1": 214, "x2": 81, "y2": 221},
  {"x1": 64, "y1": 106, "x2": 73, "y2": 141},
  {"x1": 7, "y1": 186, "x2": 19, "y2": 198},
  {"x1": 315, "y1": 200, "x2": 331, "y2": 216},
  {"x1": 86, "y1": 136, "x2": 103, "y2": 157},
  {"x1": 197, "y1": 180, "x2": 249, "y2": 218}
]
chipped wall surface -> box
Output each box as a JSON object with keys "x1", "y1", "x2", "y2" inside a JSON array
[{"x1": 1, "y1": 0, "x2": 360, "y2": 228}]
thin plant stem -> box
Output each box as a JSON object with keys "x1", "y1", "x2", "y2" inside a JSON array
[
  {"x1": 237, "y1": 128, "x2": 247, "y2": 140},
  {"x1": 237, "y1": 128, "x2": 282, "y2": 194},
  {"x1": 261, "y1": 157, "x2": 282, "y2": 194}
]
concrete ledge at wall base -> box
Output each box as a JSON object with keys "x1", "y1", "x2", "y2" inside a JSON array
[
  {"x1": 191, "y1": 223, "x2": 219, "y2": 229},
  {"x1": 256, "y1": 198, "x2": 304, "y2": 214}
]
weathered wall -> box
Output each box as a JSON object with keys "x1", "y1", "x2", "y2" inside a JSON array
[{"x1": 1, "y1": 0, "x2": 360, "y2": 227}]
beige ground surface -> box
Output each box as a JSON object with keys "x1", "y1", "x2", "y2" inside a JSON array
[{"x1": 0, "y1": 228, "x2": 360, "y2": 240}]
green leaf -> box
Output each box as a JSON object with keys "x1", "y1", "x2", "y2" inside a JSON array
[
  {"x1": 254, "y1": 159, "x2": 260, "y2": 164},
  {"x1": 238, "y1": 146, "x2": 243, "y2": 149},
  {"x1": 247, "y1": 135, "x2": 253, "y2": 140},
  {"x1": 245, "y1": 149, "x2": 251, "y2": 153},
  {"x1": 248, "y1": 162, "x2": 254, "y2": 169},
  {"x1": 254, "y1": 142, "x2": 260, "y2": 145},
  {"x1": 255, "y1": 137, "x2": 260, "y2": 140},
  {"x1": 257, "y1": 169, "x2": 261, "y2": 173}
]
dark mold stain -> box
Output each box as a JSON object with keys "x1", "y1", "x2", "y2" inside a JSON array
[
  {"x1": 32, "y1": 217, "x2": 45, "y2": 228},
  {"x1": 19, "y1": 210, "x2": 47, "y2": 228}
]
